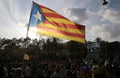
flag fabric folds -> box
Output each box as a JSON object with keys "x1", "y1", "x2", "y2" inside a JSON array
[{"x1": 29, "y1": 1, "x2": 85, "y2": 43}]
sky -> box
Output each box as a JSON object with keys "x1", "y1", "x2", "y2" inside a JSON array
[{"x1": 0, "y1": 0, "x2": 120, "y2": 42}]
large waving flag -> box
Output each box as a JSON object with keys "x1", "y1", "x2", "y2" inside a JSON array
[{"x1": 28, "y1": 1, "x2": 85, "y2": 43}]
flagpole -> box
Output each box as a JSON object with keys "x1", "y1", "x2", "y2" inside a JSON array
[
  {"x1": 26, "y1": 24, "x2": 29, "y2": 38},
  {"x1": 26, "y1": 1, "x2": 34, "y2": 38}
]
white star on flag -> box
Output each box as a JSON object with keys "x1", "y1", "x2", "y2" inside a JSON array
[{"x1": 34, "y1": 11, "x2": 42, "y2": 21}]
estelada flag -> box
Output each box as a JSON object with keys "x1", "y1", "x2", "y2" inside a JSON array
[
  {"x1": 24, "y1": 54, "x2": 30, "y2": 61},
  {"x1": 29, "y1": 1, "x2": 85, "y2": 43}
]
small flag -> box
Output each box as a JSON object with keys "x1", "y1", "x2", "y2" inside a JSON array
[
  {"x1": 29, "y1": 1, "x2": 85, "y2": 43},
  {"x1": 24, "y1": 54, "x2": 30, "y2": 61}
]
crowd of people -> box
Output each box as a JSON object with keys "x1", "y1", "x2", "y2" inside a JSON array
[{"x1": 0, "y1": 57, "x2": 120, "y2": 78}]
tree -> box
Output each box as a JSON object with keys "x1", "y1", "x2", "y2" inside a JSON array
[{"x1": 67, "y1": 41, "x2": 87, "y2": 59}]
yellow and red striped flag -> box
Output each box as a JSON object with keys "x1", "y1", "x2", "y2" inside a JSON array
[
  {"x1": 29, "y1": 1, "x2": 85, "y2": 43},
  {"x1": 24, "y1": 54, "x2": 30, "y2": 61}
]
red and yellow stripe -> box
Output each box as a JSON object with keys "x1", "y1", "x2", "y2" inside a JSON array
[{"x1": 34, "y1": 2, "x2": 85, "y2": 43}]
